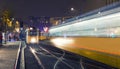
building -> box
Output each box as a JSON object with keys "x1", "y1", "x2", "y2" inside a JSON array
[
  {"x1": 27, "y1": 1, "x2": 120, "y2": 28},
  {"x1": 50, "y1": 0, "x2": 120, "y2": 26},
  {"x1": 28, "y1": 16, "x2": 51, "y2": 32},
  {"x1": 50, "y1": 16, "x2": 74, "y2": 26},
  {"x1": 28, "y1": 16, "x2": 74, "y2": 31},
  {"x1": 78, "y1": 0, "x2": 120, "y2": 16},
  {"x1": 106, "y1": 0, "x2": 120, "y2": 5}
]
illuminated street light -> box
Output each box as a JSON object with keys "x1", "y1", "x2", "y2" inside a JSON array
[
  {"x1": 70, "y1": 7, "x2": 79, "y2": 16},
  {"x1": 12, "y1": 18, "x2": 14, "y2": 21},
  {"x1": 71, "y1": 7, "x2": 75, "y2": 11},
  {"x1": 30, "y1": 27, "x2": 33, "y2": 30}
]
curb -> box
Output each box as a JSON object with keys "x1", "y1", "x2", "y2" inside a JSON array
[
  {"x1": 20, "y1": 41, "x2": 26, "y2": 69},
  {"x1": 14, "y1": 41, "x2": 22, "y2": 69}
]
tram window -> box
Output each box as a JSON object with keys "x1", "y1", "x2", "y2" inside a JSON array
[{"x1": 28, "y1": 31, "x2": 37, "y2": 36}]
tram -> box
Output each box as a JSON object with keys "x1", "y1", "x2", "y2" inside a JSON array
[
  {"x1": 26, "y1": 27, "x2": 39, "y2": 44},
  {"x1": 49, "y1": 2, "x2": 120, "y2": 68},
  {"x1": 39, "y1": 27, "x2": 49, "y2": 40},
  {"x1": 39, "y1": 32, "x2": 47, "y2": 40}
]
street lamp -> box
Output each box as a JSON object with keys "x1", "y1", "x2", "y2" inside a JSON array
[
  {"x1": 70, "y1": 7, "x2": 79, "y2": 16},
  {"x1": 70, "y1": 7, "x2": 75, "y2": 11}
]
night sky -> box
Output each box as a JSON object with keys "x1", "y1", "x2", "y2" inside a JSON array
[{"x1": 0, "y1": 0, "x2": 106, "y2": 20}]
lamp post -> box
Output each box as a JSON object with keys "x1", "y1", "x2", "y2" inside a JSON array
[
  {"x1": 70, "y1": 7, "x2": 79, "y2": 16},
  {"x1": 70, "y1": 7, "x2": 75, "y2": 11}
]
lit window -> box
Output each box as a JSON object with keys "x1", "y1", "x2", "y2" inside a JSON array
[{"x1": 46, "y1": 21, "x2": 48, "y2": 23}]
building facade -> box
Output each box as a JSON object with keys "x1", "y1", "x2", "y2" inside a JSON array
[
  {"x1": 27, "y1": 0, "x2": 120, "y2": 29},
  {"x1": 50, "y1": 16, "x2": 73, "y2": 26},
  {"x1": 106, "y1": 0, "x2": 120, "y2": 5},
  {"x1": 28, "y1": 16, "x2": 51, "y2": 32}
]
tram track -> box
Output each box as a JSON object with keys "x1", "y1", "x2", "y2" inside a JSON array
[
  {"x1": 25, "y1": 42, "x2": 116, "y2": 69},
  {"x1": 30, "y1": 44, "x2": 76, "y2": 69},
  {"x1": 30, "y1": 47, "x2": 45, "y2": 69}
]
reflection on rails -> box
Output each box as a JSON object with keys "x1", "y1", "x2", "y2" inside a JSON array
[
  {"x1": 29, "y1": 45, "x2": 79, "y2": 69},
  {"x1": 49, "y1": 2, "x2": 120, "y2": 69},
  {"x1": 29, "y1": 44, "x2": 113, "y2": 69}
]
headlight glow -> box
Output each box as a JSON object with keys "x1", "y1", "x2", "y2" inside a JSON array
[
  {"x1": 50, "y1": 38, "x2": 74, "y2": 46},
  {"x1": 30, "y1": 37, "x2": 37, "y2": 43}
]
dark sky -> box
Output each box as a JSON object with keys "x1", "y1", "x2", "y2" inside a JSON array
[{"x1": 0, "y1": 0, "x2": 106, "y2": 19}]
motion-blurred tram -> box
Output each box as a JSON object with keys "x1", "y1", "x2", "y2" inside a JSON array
[
  {"x1": 49, "y1": 2, "x2": 120, "y2": 68},
  {"x1": 26, "y1": 28, "x2": 39, "y2": 44},
  {"x1": 39, "y1": 32, "x2": 48, "y2": 40}
]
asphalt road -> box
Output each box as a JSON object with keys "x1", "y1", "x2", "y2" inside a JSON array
[{"x1": 24, "y1": 41, "x2": 116, "y2": 69}]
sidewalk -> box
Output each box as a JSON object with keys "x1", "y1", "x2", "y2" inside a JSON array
[{"x1": 0, "y1": 41, "x2": 21, "y2": 69}]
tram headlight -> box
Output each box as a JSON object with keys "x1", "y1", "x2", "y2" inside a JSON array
[{"x1": 30, "y1": 37, "x2": 37, "y2": 43}]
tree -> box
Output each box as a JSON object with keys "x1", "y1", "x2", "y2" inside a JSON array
[{"x1": 0, "y1": 9, "x2": 14, "y2": 32}]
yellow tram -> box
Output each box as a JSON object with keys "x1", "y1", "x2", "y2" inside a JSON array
[
  {"x1": 39, "y1": 32, "x2": 48, "y2": 40},
  {"x1": 26, "y1": 27, "x2": 39, "y2": 44}
]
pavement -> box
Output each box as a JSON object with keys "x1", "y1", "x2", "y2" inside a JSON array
[{"x1": 0, "y1": 41, "x2": 21, "y2": 69}]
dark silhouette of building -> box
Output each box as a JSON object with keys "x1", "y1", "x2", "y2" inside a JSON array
[
  {"x1": 28, "y1": 16, "x2": 51, "y2": 32},
  {"x1": 106, "y1": 0, "x2": 120, "y2": 5}
]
